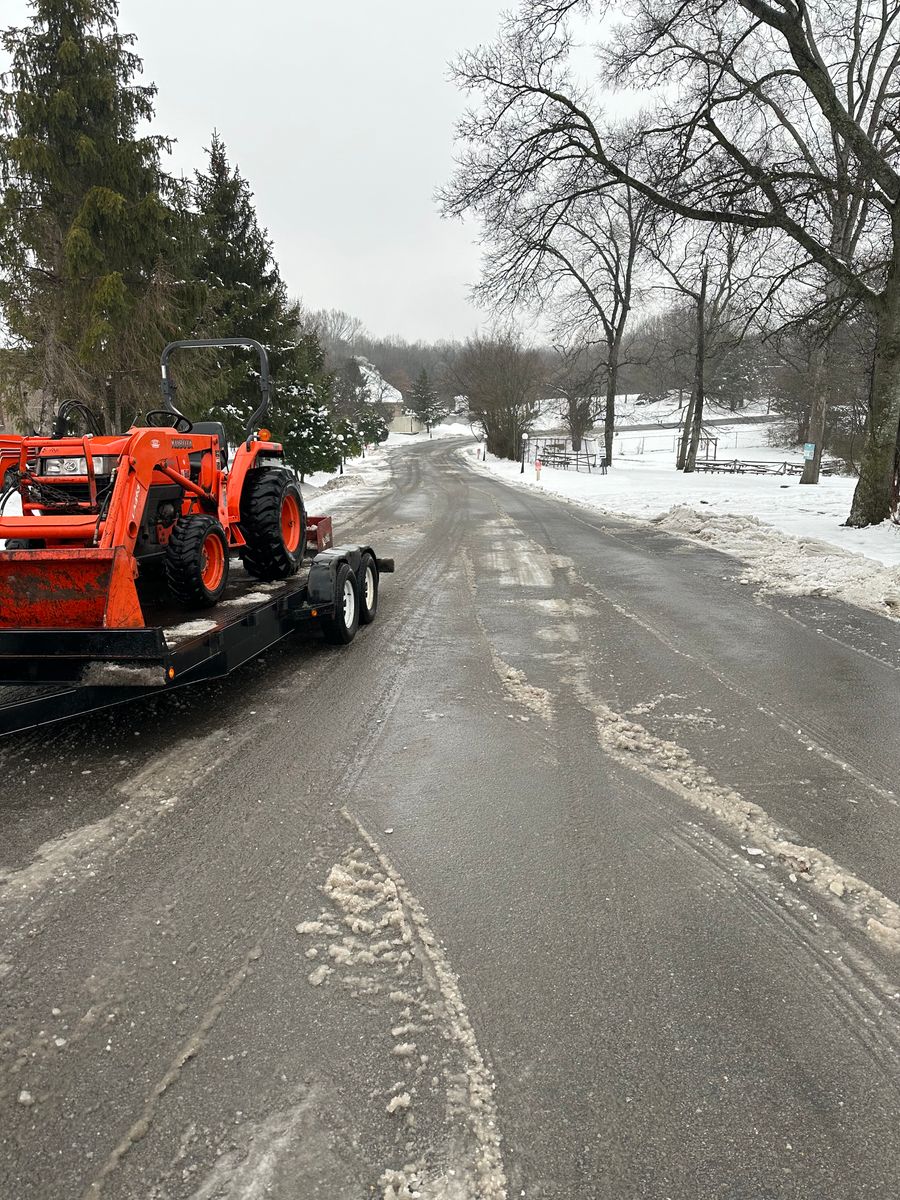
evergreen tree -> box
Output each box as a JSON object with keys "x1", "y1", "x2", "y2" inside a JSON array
[
  {"x1": 191, "y1": 133, "x2": 340, "y2": 473},
  {"x1": 406, "y1": 367, "x2": 446, "y2": 434},
  {"x1": 0, "y1": 0, "x2": 197, "y2": 430},
  {"x1": 331, "y1": 357, "x2": 389, "y2": 452}
]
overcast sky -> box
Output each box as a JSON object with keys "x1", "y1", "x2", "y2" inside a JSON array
[
  {"x1": 116, "y1": 1, "x2": 509, "y2": 343},
  {"x1": 3, "y1": 1, "x2": 509, "y2": 342}
]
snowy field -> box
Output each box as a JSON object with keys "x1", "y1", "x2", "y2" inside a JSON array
[{"x1": 463, "y1": 423, "x2": 900, "y2": 619}]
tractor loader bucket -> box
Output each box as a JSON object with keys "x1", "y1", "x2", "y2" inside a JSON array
[{"x1": 0, "y1": 547, "x2": 144, "y2": 630}]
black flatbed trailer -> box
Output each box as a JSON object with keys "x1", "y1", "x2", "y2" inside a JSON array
[{"x1": 0, "y1": 544, "x2": 393, "y2": 736}]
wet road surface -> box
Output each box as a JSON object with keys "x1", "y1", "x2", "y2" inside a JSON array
[{"x1": 2, "y1": 438, "x2": 900, "y2": 1198}]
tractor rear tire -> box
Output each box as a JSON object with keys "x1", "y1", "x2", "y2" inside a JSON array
[
  {"x1": 165, "y1": 515, "x2": 230, "y2": 608},
  {"x1": 240, "y1": 469, "x2": 306, "y2": 581}
]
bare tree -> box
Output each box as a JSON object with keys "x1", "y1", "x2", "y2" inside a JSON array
[
  {"x1": 448, "y1": 166, "x2": 656, "y2": 466},
  {"x1": 306, "y1": 308, "x2": 367, "y2": 365},
  {"x1": 550, "y1": 341, "x2": 605, "y2": 451},
  {"x1": 447, "y1": 0, "x2": 900, "y2": 525},
  {"x1": 449, "y1": 332, "x2": 544, "y2": 459},
  {"x1": 653, "y1": 223, "x2": 775, "y2": 470}
]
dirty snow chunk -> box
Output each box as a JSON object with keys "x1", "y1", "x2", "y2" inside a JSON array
[
  {"x1": 164, "y1": 619, "x2": 218, "y2": 644},
  {"x1": 295, "y1": 920, "x2": 325, "y2": 936},
  {"x1": 17, "y1": 1090, "x2": 34, "y2": 1106},
  {"x1": 743, "y1": 846, "x2": 765, "y2": 857},
  {"x1": 300, "y1": 834, "x2": 509, "y2": 1199},
  {"x1": 220, "y1": 591, "x2": 272, "y2": 607},
  {"x1": 307, "y1": 964, "x2": 332, "y2": 987},
  {"x1": 327, "y1": 943, "x2": 353, "y2": 964}
]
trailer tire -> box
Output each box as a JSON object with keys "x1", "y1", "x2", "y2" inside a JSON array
[
  {"x1": 323, "y1": 562, "x2": 359, "y2": 645},
  {"x1": 357, "y1": 552, "x2": 378, "y2": 624},
  {"x1": 165, "y1": 515, "x2": 230, "y2": 608},
  {"x1": 240, "y1": 469, "x2": 306, "y2": 581}
]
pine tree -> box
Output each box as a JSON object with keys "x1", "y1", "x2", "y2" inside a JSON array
[
  {"x1": 406, "y1": 367, "x2": 445, "y2": 435},
  {"x1": 192, "y1": 133, "x2": 340, "y2": 471},
  {"x1": 274, "y1": 332, "x2": 345, "y2": 478},
  {"x1": 331, "y1": 358, "x2": 389, "y2": 454},
  {"x1": 0, "y1": 0, "x2": 197, "y2": 430}
]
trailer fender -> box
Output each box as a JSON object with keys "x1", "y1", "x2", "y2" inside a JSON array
[
  {"x1": 306, "y1": 547, "x2": 362, "y2": 607},
  {"x1": 307, "y1": 545, "x2": 393, "y2": 608}
]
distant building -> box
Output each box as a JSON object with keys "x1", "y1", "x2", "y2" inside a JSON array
[{"x1": 354, "y1": 357, "x2": 425, "y2": 435}]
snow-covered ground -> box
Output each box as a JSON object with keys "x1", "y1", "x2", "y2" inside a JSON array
[
  {"x1": 297, "y1": 422, "x2": 470, "y2": 499},
  {"x1": 386, "y1": 422, "x2": 472, "y2": 445},
  {"x1": 463, "y1": 436, "x2": 900, "y2": 620},
  {"x1": 298, "y1": 443, "x2": 394, "y2": 510}
]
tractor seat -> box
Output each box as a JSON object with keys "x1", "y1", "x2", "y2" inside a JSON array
[{"x1": 190, "y1": 421, "x2": 229, "y2": 470}]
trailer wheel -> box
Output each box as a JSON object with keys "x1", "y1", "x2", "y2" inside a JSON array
[
  {"x1": 357, "y1": 552, "x2": 378, "y2": 624},
  {"x1": 323, "y1": 562, "x2": 359, "y2": 645},
  {"x1": 166, "y1": 515, "x2": 230, "y2": 608},
  {"x1": 240, "y1": 469, "x2": 306, "y2": 581}
]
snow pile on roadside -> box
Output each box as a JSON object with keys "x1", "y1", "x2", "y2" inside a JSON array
[
  {"x1": 299, "y1": 444, "x2": 392, "y2": 499},
  {"x1": 655, "y1": 506, "x2": 900, "y2": 615},
  {"x1": 463, "y1": 446, "x2": 900, "y2": 618}
]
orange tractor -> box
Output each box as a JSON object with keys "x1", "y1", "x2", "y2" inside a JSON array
[{"x1": 0, "y1": 338, "x2": 312, "y2": 629}]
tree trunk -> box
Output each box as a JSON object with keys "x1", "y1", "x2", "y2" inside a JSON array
[
  {"x1": 848, "y1": 253, "x2": 900, "y2": 526},
  {"x1": 603, "y1": 339, "x2": 621, "y2": 466},
  {"x1": 568, "y1": 398, "x2": 585, "y2": 452},
  {"x1": 800, "y1": 346, "x2": 826, "y2": 484},
  {"x1": 677, "y1": 390, "x2": 695, "y2": 469},
  {"x1": 683, "y1": 265, "x2": 708, "y2": 475}
]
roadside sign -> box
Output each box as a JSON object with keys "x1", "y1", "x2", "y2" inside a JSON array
[{"x1": 803, "y1": 442, "x2": 816, "y2": 460}]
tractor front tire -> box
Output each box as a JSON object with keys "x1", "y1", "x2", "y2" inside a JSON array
[
  {"x1": 165, "y1": 515, "x2": 230, "y2": 608},
  {"x1": 240, "y1": 469, "x2": 306, "y2": 581}
]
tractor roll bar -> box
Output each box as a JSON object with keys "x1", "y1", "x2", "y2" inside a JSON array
[{"x1": 160, "y1": 338, "x2": 272, "y2": 445}]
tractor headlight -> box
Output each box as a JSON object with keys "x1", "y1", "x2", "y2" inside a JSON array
[{"x1": 39, "y1": 456, "x2": 115, "y2": 476}]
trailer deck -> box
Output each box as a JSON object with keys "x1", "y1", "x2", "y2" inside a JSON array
[{"x1": 0, "y1": 545, "x2": 393, "y2": 735}]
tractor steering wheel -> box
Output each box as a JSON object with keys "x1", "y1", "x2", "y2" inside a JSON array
[{"x1": 144, "y1": 410, "x2": 194, "y2": 434}]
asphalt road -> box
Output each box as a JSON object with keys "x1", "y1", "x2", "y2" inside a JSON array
[{"x1": 2, "y1": 438, "x2": 900, "y2": 1199}]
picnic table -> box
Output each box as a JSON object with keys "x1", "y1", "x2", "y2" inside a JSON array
[{"x1": 693, "y1": 458, "x2": 805, "y2": 476}]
